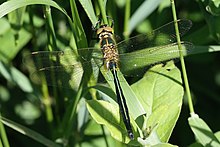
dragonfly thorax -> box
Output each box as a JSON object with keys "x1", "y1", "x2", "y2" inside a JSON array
[{"x1": 97, "y1": 24, "x2": 119, "y2": 70}]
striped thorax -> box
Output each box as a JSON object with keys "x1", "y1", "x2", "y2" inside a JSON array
[{"x1": 96, "y1": 24, "x2": 119, "y2": 70}]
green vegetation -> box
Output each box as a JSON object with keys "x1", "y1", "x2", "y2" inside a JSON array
[{"x1": 0, "y1": 0, "x2": 220, "y2": 146}]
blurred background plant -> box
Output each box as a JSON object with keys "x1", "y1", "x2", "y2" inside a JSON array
[{"x1": 0, "y1": 0, "x2": 220, "y2": 147}]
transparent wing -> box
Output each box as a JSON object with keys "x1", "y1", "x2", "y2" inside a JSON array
[
  {"x1": 116, "y1": 19, "x2": 192, "y2": 53},
  {"x1": 119, "y1": 41, "x2": 193, "y2": 75},
  {"x1": 23, "y1": 48, "x2": 103, "y2": 88},
  {"x1": 30, "y1": 65, "x2": 84, "y2": 89},
  {"x1": 23, "y1": 48, "x2": 103, "y2": 69}
]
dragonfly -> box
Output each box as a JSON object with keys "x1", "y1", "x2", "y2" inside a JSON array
[{"x1": 24, "y1": 19, "x2": 193, "y2": 140}]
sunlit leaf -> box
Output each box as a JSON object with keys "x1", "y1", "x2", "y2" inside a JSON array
[
  {"x1": 86, "y1": 100, "x2": 139, "y2": 145},
  {"x1": 132, "y1": 61, "x2": 183, "y2": 142},
  {"x1": 188, "y1": 113, "x2": 220, "y2": 146}
]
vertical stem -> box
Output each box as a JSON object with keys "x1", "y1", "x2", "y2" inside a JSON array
[
  {"x1": 124, "y1": 0, "x2": 131, "y2": 39},
  {"x1": 170, "y1": 0, "x2": 195, "y2": 114},
  {"x1": 0, "y1": 114, "x2": 10, "y2": 147},
  {"x1": 44, "y1": 4, "x2": 58, "y2": 124},
  {"x1": 44, "y1": 6, "x2": 57, "y2": 51},
  {"x1": 63, "y1": 79, "x2": 84, "y2": 139},
  {"x1": 101, "y1": 126, "x2": 109, "y2": 147},
  {"x1": 97, "y1": 0, "x2": 108, "y2": 24}
]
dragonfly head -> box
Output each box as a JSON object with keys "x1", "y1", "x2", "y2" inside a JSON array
[{"x1": 96, "y1": 24, "x2": 114, "y2": 37}]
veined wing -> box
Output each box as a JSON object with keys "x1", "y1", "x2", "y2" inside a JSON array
[
  {"x1": 118, "y1": 41, "x2": 193, "y2": 75},
  {"x1": 23, "y1": 48, "x2": 103, "y2": 88},
  {"x1": 116, "y1": 19, "x2": 192, "y2": 53},
  {"x1": 30, "y1": 65, "x2": 84, "y2": 89},
  {"x1": 23, "y1": 48, "x2": 103, "y2": 70}
]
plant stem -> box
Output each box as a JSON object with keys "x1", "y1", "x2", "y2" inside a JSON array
[
  {"x1": 124, "y1": 0, "x2": 131, "y2": 40},
  {"x1": 0, "y1": 114, "x2": 10, "y2": 147},
  {"x1": 63, "y1": 80, "x2": 84, "y2": 139},
  {"x1": 97, "y1": 0, "x2": 108, "y2": 24},
  {"x1": 170, "y1": 0, "x2": 195, "y2": 114},
  {"x1": 44, "y1": 4, "x2": 57, "y2": 124}
]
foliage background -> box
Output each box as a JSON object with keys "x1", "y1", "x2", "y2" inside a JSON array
[{"x1": 0, "y1": 0, "x2": 220, "y2": 146}]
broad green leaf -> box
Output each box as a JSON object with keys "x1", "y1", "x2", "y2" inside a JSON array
[
  {"x1": 75, "y1": 134, "x2": 120, "y2": 147},
  {"x1": 215, "y1": 131, "x2": 220, "y2": 141},
  {"x1": 84, "y1": 118, "x2": 104, "y2": 136},
  {"x1": 132, "y1": 61, "x2": 183, "y2": 142},
  {"x1": 100, "y1": 67, "x2": 146, "y2": 120},
  {"x1": 137, "y1": 129, "x2": 161, "y2": 146},
  {"x1": 0, "y1": 18, "x2": 32, "y2": 63},
  {"x1": 92, "y1": 84, "x2": 118, "y2": 105},
  {"x1": 188, "y1": 113, "x2": 220, "y2": 146},
  {"x1": 138, "y1": 128, "x2": 178, "y2": 146},
  {"x1": 188, "y1": 142, "x2": 203, "y2": 147},
  {"x1": 86, "y1": 100, "x2": 139, "y2": 145},
  {"x1": 0, "y1": 117, "x2": 60, "y2": 147}
]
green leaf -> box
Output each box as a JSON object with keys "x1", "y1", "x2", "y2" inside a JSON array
[
  {"x1": 215, "y1": 131, "x2": 220, "y2": 141},
  {"x1": 152, "y1": 143, "x2": 178, "y2": 147},
  {"x1": 15, "y1": 101, "x2": 41, "y2": 123},
  {"x1": 206, "y1": 0, "x2": 220, "y2": 16},
  {"x1": 129, "y1": 0, "x2": 163, "y2": 34},
  {"x1": 188, "y1": 113, "x2": 220, "y2": 146},
  {"x1": 78, "y1": 0, "x2": 97, "y2": 26},
  {"x1": 0, "y1": 62, "x2": 33, "y2": 92},
  {"x1": 132, "y1": 61, "x2": 184, "y2": 142},
  {"x1": 100, "y1": 67, "x2": 146, "y2": 120},
  {"x1": 0, "y1": 0, "x2": 68, "y2": 18},
  {"x1": 0, "y1": 117, "x2": 61, "y2": 147},
  {"x1": 8, "y1": 5, "x2": 26, "y2": 26},
  {"x1": 86, "y1": 100, "x2": 139, "y2": 145},
  {"x1": 69, "y1": 0, "x2": 87, "y2": 49},
  {"x1": 138, "y1": 128, "x2": 178, "y2": 146},
  {"x1": 0, "y1": 18, "x2": 32, "y2": 62}
]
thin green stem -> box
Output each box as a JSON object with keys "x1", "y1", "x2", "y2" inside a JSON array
[
  {"x1": 41, "y1": 83, "x2": 54, "y2": 123},
  {"x1": 97, "y1": 0, "x2": 108, "y2": 24},
  {"x1": 45, "y1": 5, "x2": 57, "y2": 51},
  {"x1": 63, "y1": 80, "x2": 84, "y2": 139},
  {"x1": 101, "y1": 126, "x2": 109, "y2": 147},
  {"x1": 124, "y1": 0, "x2": 131, "y2": 39},
  {"x1": 0, "y1": 114, "x2": 10, "y2": 147},
  {"x1": 170, "y1": 0, "x2": 195, "y2": 114},
  {"x1": 43, "y1": 4, "x2": 58, "y2": 124},
  {"x1": 0, "y1": 138, "x2": 3, "y2": 147}
]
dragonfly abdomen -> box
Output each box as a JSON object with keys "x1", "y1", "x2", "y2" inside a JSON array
[{"x1": 102, "y1": 44, "x2": 119, "y2": 70}]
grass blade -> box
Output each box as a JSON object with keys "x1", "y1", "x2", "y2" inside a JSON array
[{"x1": 0, "y1": 117, "x2": 60, "y2": 147}]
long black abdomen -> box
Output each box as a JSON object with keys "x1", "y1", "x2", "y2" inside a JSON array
[{"x1": 110, "y1": 62, "x2": 134, "y2": 140}]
